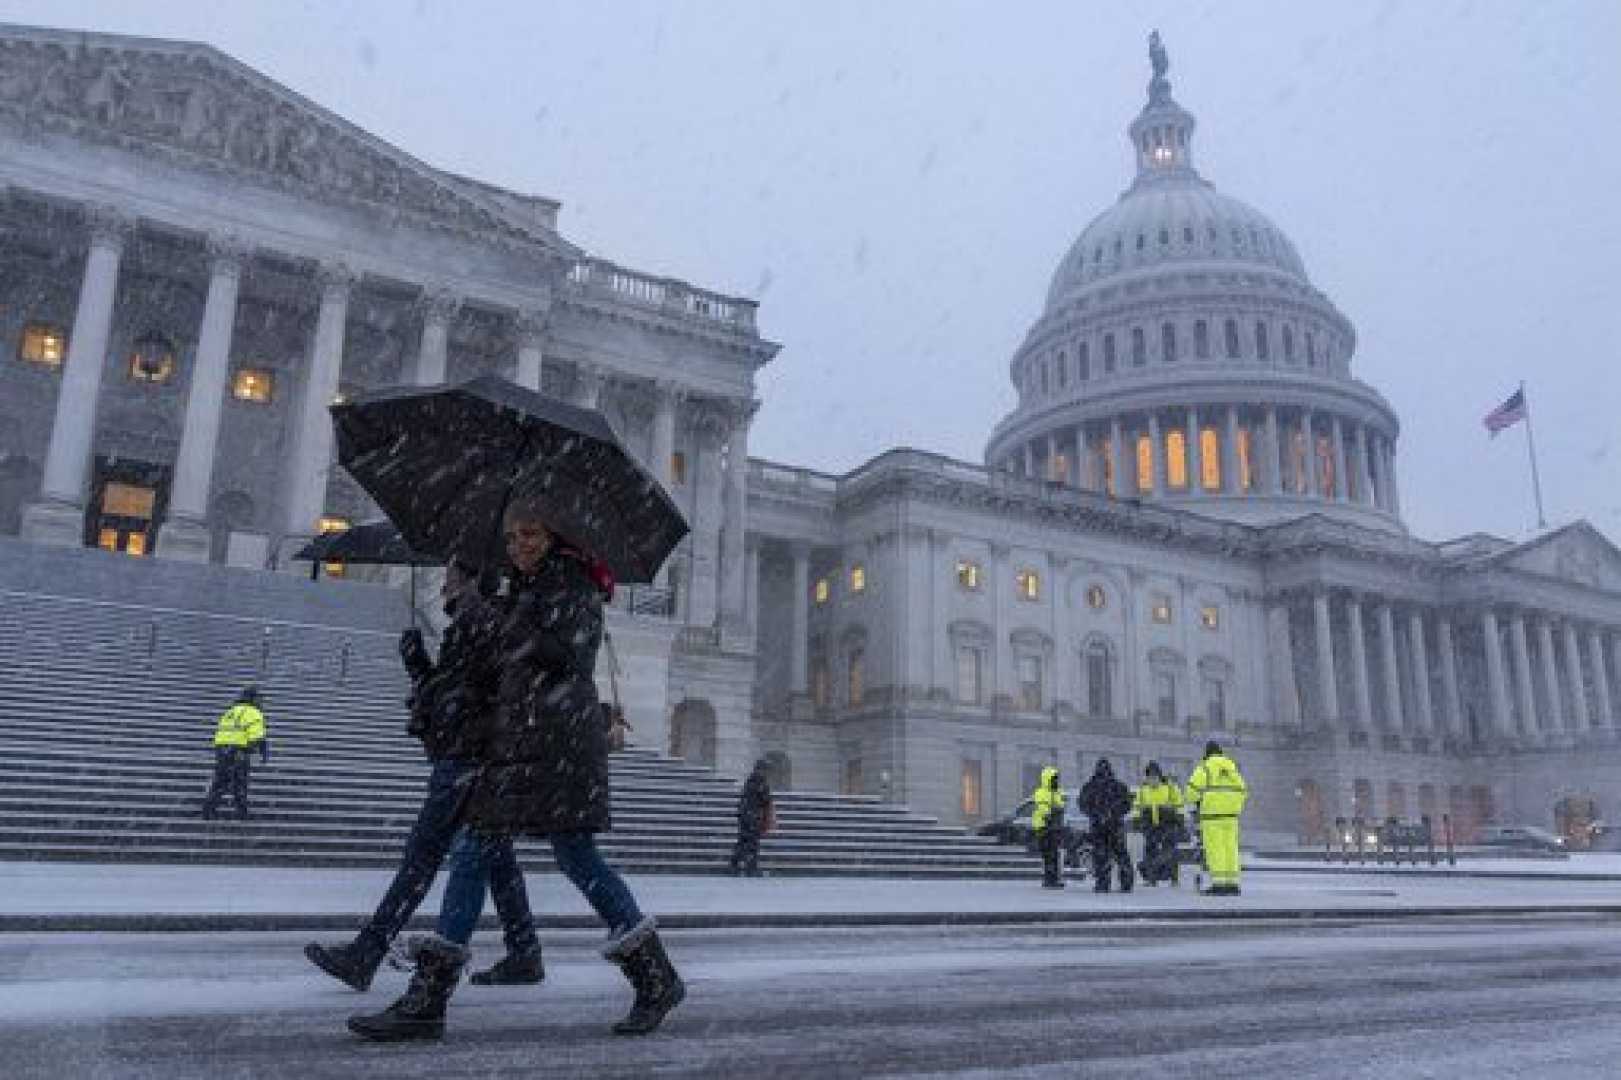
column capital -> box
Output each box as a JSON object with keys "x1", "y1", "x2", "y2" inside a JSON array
[
  {"x1": 514, "y1": 306, "x2": 550, "y2": 348},
  {"x1": 315, "y1": 261, "x2": 357, "y2": 300},
  {"x1": 653, "y1": 378, "x2": 689, "y2": 405},
  {"x1": 84, "y1": 204, "x2": 135, "y2": 252},
  {"x1": 205, "y1": 233, "x2": 251, "y2": 278},
  {"x1": 416, "y1": 286, "x2": 461, "y2": 326}
]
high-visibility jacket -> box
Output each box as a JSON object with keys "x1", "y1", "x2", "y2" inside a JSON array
[
  {"x1": 1184, "y1": 754, "x2": 1247, "y2": 819},
  {"x1": 1031, "y1": 766, "x2": 1066, "y2": 831},
  {"x1": 213, "y1": 704, "x2": 266, "y2": 749},
  {"x1": 1133, "y1": 780, "x2": 1185, "y2": 826}
]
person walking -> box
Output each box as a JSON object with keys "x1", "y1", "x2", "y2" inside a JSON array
[
  {"x1": 348, "y1": 501, "x2": 683, "y2": 1042},
  {"x1": 729, "y1": 758, "x2": 775, "y2": 877},
  {"x1": 201, "y1": 686, "x2": 267, "y2": 820},
  {"x1": 305, "y1": 558, "x2": 543, "y2": 993},
  {"x1": 1080, "y1": 758, "x2": 1134, "y2": 893},
  {"x1": 1030, "y1": 765, "x2": 1067, "y2": 889},
  {"x1": 1185, "y1": 741, "x2": 1249, "y2": 896},
  {"x1": 1133, "y1": 761, "x2": 1185, "y2": 886}
]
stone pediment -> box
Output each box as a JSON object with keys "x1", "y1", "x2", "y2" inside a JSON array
[
  {"x1": 0, "y1": 25, "x2": 576, "y2": 259},
  {"x1": 1492, "y1": 523, "x2": 1621, "y2": 593}
]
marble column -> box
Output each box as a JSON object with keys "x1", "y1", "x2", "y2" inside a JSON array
[
  {"x1": 742, "y1": 535, "x2": 760, "y2": 636},
  {"x1": 1377, "y1": 603, "x2": 1404, "y2": 732},
  {"x1": 1147, "y1": 413, "x2": 1165, "y2": 495},
  {"x1": 512, "y1": 308, "x2": 546, "y2": 391},
  {"x1": 1384, "y1": 440, "x2": 1402, "y2": 517},
  {"x1": 1346, "y1": 594, "x2": 1373, "y2": 731},
  {"x1": 649, "y1": 382, "x2": 681, "y2": 491},
  {"x1": 1536, "y1": 618, "x2": 1564, "y2": 735},
  {"x1": 280, "y1": 263, "x2": 353, "y2": 548},
  {"x1": 1587, "y1": 629, "x2": 1613, "y2": 731},
  {"x1": 1046, "y1": 432, "x2": 1059, "y2": 481},
  {"x1": 1407, "y1": 609, "x2": 1434, "y2": 734},
  {"x1": 156, "y1": 236, "x2": 247, "y2": 561},
  {"x1": 1481, "y1": 609, "x2": 1513, "y2": 738},
  {"x1": 992, "y1": 543, "x2": 1013, "y2": 708},
  {"x1": 687, "y1": 414, "x2": 724, "y2": 628},
  {"x1": 789, "y1": 542, "x2": 810, "y2": 695},
  {"x1": 1613, "y1": 633, "x2": 1621, "y2": 729},
  {"x1": 1109, "y1": 418, "x2": 1125, "y2": 497},
  {"x1": 1509, "y1": 614, "x2": 1538, "y2": 741},
  {"x1": 1267, "y1": 600, "x2": 1302, "y2": 727},
  {"x1": 1302, "y1": 410, "x2": 1320, "y2": 497},
  {"x1": 1264, "y1": 406, "x2": 1282, "y2": 494},
  {"x1": 411, "y1": 288, "x2": 458, "y2": 386},
  {"x1": 1354, "y1": 425, "x2": 1375, "y2": 506},
  {"x1": 1331, "y1": 416, "x2": 1350, "y2": 502},
  {"x1": 1563, "y1": 621, "x2": 1590, "y2": 733},
  {"x1": 1022, "y1": 441, "x2": 1035, "y2": 479},
  {"x1": 574, "y1": 363, "x2": 603, "y2": 410},
  {"x1": 1437, "y1": 615, "x2": 1463, "y2": 737},
  {"x1": 22, "y1": 206, "x2": 132, "y2": 545},
  {"x1": 719, "y1": 403, "x2": 755, "y2": 635},
  {"x1": 1073, "y1": 424, "x2": 1090, "y2": 489},
  {"x1": 1186, "y1": 408, "x2": 1202, "y2": 495},
  {"x1": 1223, "y1": 406, "x2": 1241, "y2": 494},
  {"x1": 1312, "y1": 591, "x2": 1339, "y2": 727}
]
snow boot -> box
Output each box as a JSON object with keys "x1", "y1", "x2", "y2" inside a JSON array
[
  {"x1": 469, "y1": 944, "x2": 545, "y2": 986},
  {"x1": 304, "y1": 934, "x2": 387, "y2": 992},
  {"x1": 604, "y1": 917, "x2": 685, "y2": 1036},
  {"x1": 347, "y1": 934, "x2": 467, "y2": 1042}
]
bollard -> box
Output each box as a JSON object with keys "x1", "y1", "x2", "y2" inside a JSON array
[
  {"x1": 1442, "y1": 813, "x2": 1457, "y2": 867},
  {"x1": 339, "y1": 638, "x2": 352, "y2": 686}
]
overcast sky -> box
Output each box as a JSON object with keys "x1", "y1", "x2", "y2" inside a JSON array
[{"x1": 5, "y1": 0, "x2": 1618, "y2": 545}]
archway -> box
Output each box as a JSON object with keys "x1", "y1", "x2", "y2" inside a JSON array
[{"x1": 669, "y1": 699, "x2": 717, "y2": 767}]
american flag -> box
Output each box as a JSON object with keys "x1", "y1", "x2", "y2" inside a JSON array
[{"x1": 1483, "y1": 388, "x2": 1527, "y2": 436}]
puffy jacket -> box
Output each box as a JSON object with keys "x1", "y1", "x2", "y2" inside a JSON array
[
  {"x1": 1079, "y1": 760, "x2": 1132, "y2": 826},
  {"x1": 212, "y1": 704, "x2": 265, "y2": 749},
  {"x1": 402, "y1": 596, "x2": 501, "y2": 761},
  {"x1": 1133, "y1": 780, "x2": 1185, "y2": 827},
  {"x1": 738, "y1": 766, "x2": 774, "y2": 834},
  {"x1": 1031, "y1": 766, "x2": 1065, "y2": 831},
  {"x1": 1185, "y1": 754, "x2": 1248, "y2": 819}
]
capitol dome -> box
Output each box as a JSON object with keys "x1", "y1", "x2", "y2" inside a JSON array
[{"x1": 985, "y1": 33, "x2": 1404, "y2": 532}]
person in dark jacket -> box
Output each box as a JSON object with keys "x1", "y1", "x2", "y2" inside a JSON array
[
  {"x1": 349, "y1": 501, "x2": 683, "y2": 1043},
  {"x1": 305, "y1": 558, "x2": 543, "y2": 994},
  {"x1": 1079, "y1": 758, "x2": 1134, "y2": 893},
  {"x1": 729, "y1": 759, "x2": 774, "y2": 876}
]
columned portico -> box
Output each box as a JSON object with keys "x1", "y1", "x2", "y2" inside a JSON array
[
  {"x1": 21, "y1": 206, "x2": 132, "y2": 545},
  {"x1": 279, "y1": 262, "x2": 354, "y2": 557},
  {"x1": 155, "y1": 235, "x2": 247, "y2": 561},
  {"x1": 411, "y1": 288, "x2": 458, "y2": 386}
]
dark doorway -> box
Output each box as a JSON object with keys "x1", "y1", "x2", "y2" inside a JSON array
[{"x1": 85, "y1": 456, "x2": 170, "y2": 556}]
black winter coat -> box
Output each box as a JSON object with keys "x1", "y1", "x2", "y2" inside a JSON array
[
  {"x1": 463, "y1": 549, "x2": 611, "y2": 836},
  {"x1": 737, "y1": 769, "x2": 772, "y2": 835},
  {"x1": 403, "y1": 598, "x2": 500, "y2": 762},
  {"x1": 1080, "y1": 766, "x2": 1132, "y2": 827}
]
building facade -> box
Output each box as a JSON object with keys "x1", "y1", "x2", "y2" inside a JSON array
[{"x1": 3, "y1": 25, "x2": 1620, "y2": 844}]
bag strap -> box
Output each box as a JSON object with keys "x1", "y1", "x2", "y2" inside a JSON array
[{"x1": 602, "y1": 629, "x2": 624, "y2": 715}]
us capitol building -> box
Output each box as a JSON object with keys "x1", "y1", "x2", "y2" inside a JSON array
[{"x1": 2, "y1": 23, "x2": 1619, "y2": 844}]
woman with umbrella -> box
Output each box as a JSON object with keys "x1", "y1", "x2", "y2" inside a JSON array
[{"x1": 348, "y1": 498, "x2": 684, "y2": 1041}]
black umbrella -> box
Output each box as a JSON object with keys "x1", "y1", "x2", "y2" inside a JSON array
[
  {"x1": 330, "y1": 375, "x2": 688, "y2": 584},
  {"x1": 293, "y1": 520, "x2": 440, "y2": 627}
]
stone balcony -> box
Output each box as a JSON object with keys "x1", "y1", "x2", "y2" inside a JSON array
[{"x1": 565, "y1": 257, "x2": 760, "y2": 335}]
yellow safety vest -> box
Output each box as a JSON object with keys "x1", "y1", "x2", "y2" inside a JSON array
[
  {"x1": 1031, "y1": 766, "x2": 1065, "y2": 831},
  {"x1": 1133, "y1": 780, "x2": 1185, "y2": 825},
  {"x1": 213, "y1": 704, "x2": 266, "y2": 749},
  {"x1": 1185, "y1": 754, "x2": 1247, "y2": 819}
]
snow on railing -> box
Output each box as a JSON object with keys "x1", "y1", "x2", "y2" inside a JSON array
[{"x1": 566, "y1": 257, "x2": 759, "y2": 333}]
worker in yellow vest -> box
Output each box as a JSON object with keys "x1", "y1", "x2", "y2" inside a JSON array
[
  {"x1": 1184, "y1": 741, "x2": 1248, "y2": 895},
  {"x1": 202, "y1": 685, "x2": 268, "y2": 820},
  {"x1": 1030, "y1": 766, "x2": 1068, "y2": 889},
  {"x1": 1132, "y1": 761, "x2": 1185, "y2": 886}
]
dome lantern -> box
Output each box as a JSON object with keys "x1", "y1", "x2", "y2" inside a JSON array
[{"x1": 1128, "y1": 31, "x2": 1199, "y2": 186}]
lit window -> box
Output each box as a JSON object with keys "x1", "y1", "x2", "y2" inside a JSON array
[
  {"x1": 1136, "y1": 434, "x2": 1153, "y2": 492},
  {"x1": 1200, "y1": 427, "x2": 1222, "y2": 491},
  {"x1": 317, "y1": 516, "x2": 351, "y2": 535},
  {"x1": 1151, "y1": 595, "x2": 1173, "y2": 624},
  {"x1": 1201, "y1": 605, "x2": 1220, "y2": 630},
  {"x1": 1050, "y1": 453, "x2": 1068, "y2": 483},
  {"x1": 956, "y1": 559, "x2": 982, "y2": 591},
  {"x1": 670, "y1": 451, "x2": 686, "y2": 485},
  {"x1": 97, "y1": 527, "x2": 119, "y2": 552},
  {"x1": 849, "y1": 564, "x2": 866, "y2": 594},
  {"x1": 128, "y1": 333, "x2": 177, "y2": 384},
  {"x1": 1086, "y1": 584, "x2": 1107, "y2": 610},
  {"x1": 126, "y1": 532, "x2": 148, "y2": 557},
  {"x1": 232, "y1": 368, "x2": 273, "y2": 403},
  {"x1": 102, "y1": 482, "x2": 157, "y2": 519},
  {"x1": 19, "y1": 322, "x2": 67, "y2": 366},
  {"x1": 1166, "y1": 430, "x2": 1188, "y2": 490},
  {"x1": 1237, "y1": 428, "x2": 1255, "y2": 491},
  {"x1": 960, "y1": 759, "x2": 983, "y2": 818},
  {"x1": 1015, "y1": 568, "x2": 1040, "y2": 601},
  {"x1": 814, "y1": 578, "x2": 830, "y2": 605}
]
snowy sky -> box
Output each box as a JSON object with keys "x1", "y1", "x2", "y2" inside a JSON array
[{"x1": 4, "y1": 0, "x2": 1618, "y2": 545}]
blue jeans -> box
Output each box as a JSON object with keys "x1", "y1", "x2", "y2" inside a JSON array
[{"x1": 437, "y1": 831, "x2": 644, "y2": 945}]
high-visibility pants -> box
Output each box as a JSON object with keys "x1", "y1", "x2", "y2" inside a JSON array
[{"x1": 1200, "y1": 816, "x2": 1241, "y2": 887}]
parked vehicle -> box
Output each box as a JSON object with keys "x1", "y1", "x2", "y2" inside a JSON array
[{"x1": 1477, "y1": 824, "x2": 1566, "y2": 853}]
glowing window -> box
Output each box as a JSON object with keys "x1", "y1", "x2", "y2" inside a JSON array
[
  {"x1": 317, "y1": 516, "x2": 351, "y2": 535},
  {"x1": 125, "y1": 532, "x2": 148, "y2": 557},
  {"x1": 960, "y1": 759, "x2": 983, "y2": 817},
  {"x1": 1200, "y1": 427, "x2": 1222, "y2": 491},
  {"x1": 670, "y1": 452, "x2": 687, "y2": 485},
  {"x1": 128, "y1": 333, "x2": 177, "y2": 384},
  {"x1": 1015, "y1": 568, "x2": 1040, "y2": 601},
  {"x1": 1237, "y1": 428, "x2": 1255, "y2": 492},
  {"x1": 232, "y1": 368, "x2": 273, "y2": 403},
  {"x1": 102, "y1": 483, "x2": 157, "y2": 519},
  {"x1": 1136, "y1": 434, "x2": 1154, "y2": 492},
  {"x1": 96, "y1": 527, "x2": 119, "y2": 552},
  {"x1": 814, "y1": 578, "x2": 830, "y2": 605},
  {"x1": 849, "y1": 564, "x2": 866, "y2": 594},
  {"x1": 956, "y1": 559, "x2": 982, "y2": 591},
  {"x1": 19, "y1": 322, "x2": 67, "y2": 366},
  {"x1": 1165, "y1": 430, "x2": 1188, "y2": 490},
  {"x1": 1151, "y1": 595, "x2": 1174, "y2": 624},
  {"x1": 1086, "y1": 584, "x2": 1107, "y2": 610},
  {"x1": 1201, "y1": 605, "x2": 1220, "y2": 630},
  {"x1": 1050, "y1": 453, "x2": 1068, "y2": 482}
]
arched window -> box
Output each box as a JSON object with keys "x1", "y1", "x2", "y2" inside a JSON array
[
  {"x1": 1165, "y1": 429, "x2": 1188, "y2": 489},
  {"x1": 1224, "y1": 319, "x2": 1240, "y2": 358},
  {"x1": 1040, "y1": 363, "x2": 1049, "y2": 394},
  {"x1": 1306, "y1": 331, "x2": 1317, "y2": 365},
  {"x1": 1056, "y1": 351, "x2": 1067, "y2": 389},
  {"x1": 1131, "y1": 327, "x2": 1146, "y2": 366},
  {"x1": 1283, "y1": 325, "x2": 1296, "y2": 363},
  {"x1": 1161, "y1": 322, "x2": 1177, "y2": 362},
  {"x1": 1077, "y1": 341, "x2": 1090, "y2": 381},
  {"x1": 1103, "y1": 333, "x2": 1117, "y2": 373},
  {"x1": 1200, "y1": 427, "x2": 1221, "y2": 491},
  {"x1": 1135, "y1": 434, "x2": 1154, "y2": 492},
  {"x1": 1085, "y1": 640, "x2": 1114, "y2": 719},
  {"x1": 1194, "y1": 320, "x2": 1209, "y2": 359},
  {"x1": 1255, "y1": 322, "x2": 1270, "y2": 361}
]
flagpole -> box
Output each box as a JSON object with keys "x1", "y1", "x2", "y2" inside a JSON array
[{"x1": 1520, "y1": 381, "x2": 1547, "y2": 529}]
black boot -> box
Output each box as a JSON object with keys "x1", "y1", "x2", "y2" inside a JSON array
[
  {"x1": 347, "y1": 935, "x2": 467, "y2": 1042},
  {"x1": 604, "y1": 918, "x2": 685, "y2": 1036},
  {"x1": 469, "y1": 944, "x2": 545, "y2": 986},
  {"x1": 305, "y1": 934, "x2": 387, "y2": 992}
]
